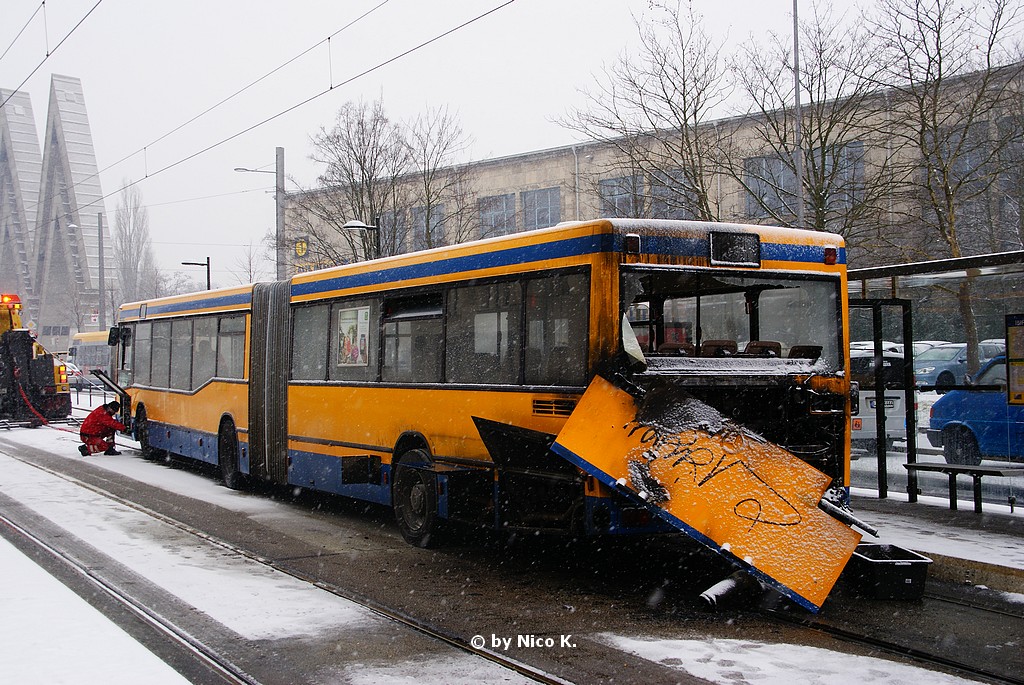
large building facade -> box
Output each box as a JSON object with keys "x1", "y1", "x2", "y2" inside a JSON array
[{"x1": 0, "y1": 75, "x2": 116, "y2": 352}]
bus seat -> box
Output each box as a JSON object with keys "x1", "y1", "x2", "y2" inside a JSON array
[
  {"x1": 742, "y1": 340, "x2": 782, "y2": 357},
  {"x1": 788, "y1": 345, "x2": 822, "y2": 360},
  {"x1": 699, "y1": 339, "x2": 737, "y2": 357},
  {"x1": 657, "y1": 341, "x2": 695, "y2": 356}
]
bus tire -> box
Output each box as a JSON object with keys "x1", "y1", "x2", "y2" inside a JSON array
[
  {"x1": 219, "y1": 419, "x2": 246, "y2": 490},
  {"x1": 135, "y1": 406, "x2": 165, "y2": 460},
  {"x1": 943, "y1": 426, "x2": 981, "y2": 466},
  {"x1": 392, "y1": 449, "x2": 439, "y2": 548}
]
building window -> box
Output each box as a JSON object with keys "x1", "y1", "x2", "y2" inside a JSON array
[
  {"x1": 478, "y1": 194, "x2": 516, "y2": 237},
  {"x1": 824, "y1": 140, "x2": 865, "y2": 212},
  {"x1": 599, "y1": 176, "x2": 640, "y2": 217},
  {"x1": 744, "y1": 155, "x2": 796, "y2": 219},
  {"x1": 411, "y1": 205, "x2": 445, "y2": 251},
  {"x1": 650, "y1": 169, "x2": 698, "y2": 220},
  {"x1": 521, "y1": 187, "x2": 560, "y2": 230}
]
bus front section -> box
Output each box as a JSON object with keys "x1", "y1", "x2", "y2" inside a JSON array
[{"x1": 550, "y1": 230, "x2": 862, "y2": 613}]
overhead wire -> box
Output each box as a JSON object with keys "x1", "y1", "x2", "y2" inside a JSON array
[
  {"x1": 0, "y1": 2, "x2": 43, "y2": 65},
  {"x1": 60, "y1": 0, "x2": 519, "y2": 215},
  {"x1": 0, "y1": 0, "x2": 103, "y2": 111}
]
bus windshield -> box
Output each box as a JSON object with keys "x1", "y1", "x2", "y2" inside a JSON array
[{"x1": 622, "y1": 268, "x2": 842, "y2": 372}]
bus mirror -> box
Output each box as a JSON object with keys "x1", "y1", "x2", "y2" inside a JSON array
[{"x1": 107, "y1": 327, "x2": 120, "y2": 346}]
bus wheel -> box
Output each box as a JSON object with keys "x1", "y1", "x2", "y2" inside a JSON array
[
  {"x1": 219, "y1": 419, "x2": 246, "y2": 490},
  {"x1": 135, "y1": 407, "x2": 165, "y2": 460},
  {"x1": 392, "y1": 449, "x2": 439, "y2": 548},
  {"x1": 943, "y1": 427, "x2": 981, "y2": 466}
]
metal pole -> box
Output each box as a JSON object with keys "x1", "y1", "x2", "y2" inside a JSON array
[
  {"x1": 793, "y1": 0, "x2": 805, "y2": 229},
  {"x1": 275, "y1": 147, "x2": 286, "y2": 280},
  {"x1": 205, "y1": 256, "x2": 211, "y2": 290},
  {"x1": 97, "y1": 213, "x2": 106, "y2": 328}
]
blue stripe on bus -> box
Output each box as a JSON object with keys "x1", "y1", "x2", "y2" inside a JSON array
[
  {"x1": 292, "y1": 234, "x2": 614, "y2": 297},
  {"x1": 293, "y1": 233, "x2": 844, "y2": 298},
  {"x1": 122, "y1": 291, "x2": 253, "y2": 319}
]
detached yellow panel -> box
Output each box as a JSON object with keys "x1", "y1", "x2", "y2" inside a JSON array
[{"x1": 552, "y1": 375, "x2": 860, "y2": 612}]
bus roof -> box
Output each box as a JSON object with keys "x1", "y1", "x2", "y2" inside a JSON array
[{"x1": 117, "y1": 219, "x2": 845, "y2": 319}]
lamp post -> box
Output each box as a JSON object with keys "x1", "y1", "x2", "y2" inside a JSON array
[
  {"x1": 182, "y1": 257, "x2": 211, "y2": 290},
  {"x1": 342, "y1": 219, "x2": 380, "y2": 261},
  {"x1": 234, "y1": 146, "x2": 286, "y2": 280}
]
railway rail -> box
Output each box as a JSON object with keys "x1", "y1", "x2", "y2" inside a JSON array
[
  {"x1": 0, "y1": 450, "x2": 570, "y2": 685},
  {"x1": 3, "y1": 432, "x2": 1021, "y2": 684},
  {"x1": 766, "y1": 596, "x2": 1024, "y2": 685}
]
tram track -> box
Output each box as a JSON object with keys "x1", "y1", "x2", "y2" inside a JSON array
[
  {"x1": 0, "y1": 448, "x2": 572, "y2": 685},
  {"x1": 765, "y1": 602, "x2": 1024, "y2": 685},
  {"x1": 0, "y1": 512, "x2": 257, "y2": 685}
]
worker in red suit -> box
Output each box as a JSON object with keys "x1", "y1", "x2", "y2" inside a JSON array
[{"x1": 79, "y1": 401, "x2": 127, "y2": 456}]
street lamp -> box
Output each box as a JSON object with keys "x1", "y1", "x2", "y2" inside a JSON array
[
  {"x1": 234, "y1": 146, "x2": 286, "y2": 280},
  {"x1": 182, "y1": 257, "x2": 211, "y2": 290},
  {"x1": 342, "y1": 219, "x2": 381, "y2": 260}
]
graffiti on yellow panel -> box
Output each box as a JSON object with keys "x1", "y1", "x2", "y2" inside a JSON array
[{"x1": 553, "y1": 375, "x2": 860, "y2": 611}]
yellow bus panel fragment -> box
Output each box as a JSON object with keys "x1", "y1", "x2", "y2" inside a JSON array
[{"x1": 552, "y1": 375, "x2": 860, "y2": 611}]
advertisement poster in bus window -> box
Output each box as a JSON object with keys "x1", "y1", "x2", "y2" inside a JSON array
[{"x1": 338, "y1": 307, "x2": 370, "y2": 367}]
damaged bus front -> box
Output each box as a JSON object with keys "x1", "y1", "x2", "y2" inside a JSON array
[{"x1": 548, "y1": 227, "x2": 866, "y2": 611}]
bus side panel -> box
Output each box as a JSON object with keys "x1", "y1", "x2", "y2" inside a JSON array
[
  {"x1": 129, "y1": 382, "x2": 249, "y2": 464},
  {"x1": 286, "y1": 385, "x2": 578, "y2": 496}
]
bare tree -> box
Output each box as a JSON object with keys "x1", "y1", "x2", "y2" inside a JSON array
[
  {"x1": 727, "y1": 3, "x2": 897, "y2": 249},
  {"x1": 867, "y1": 0, "x2": 1024, "y2": 370},
  {"x1": 112, "y1": 183, "x2": 161, "y2": 304},
  {"x1": 406, "y1": 106, "x2": 476, "y2": 247},
  {"x1": 563, "y1": 1, "x2": 731, "y2": 221},
  {"x1": 232, "y1": 241, "x2": 270, "y2": 284},
  {"x1": 296, "y1": 99, "x2": 412, "y2": 263}
]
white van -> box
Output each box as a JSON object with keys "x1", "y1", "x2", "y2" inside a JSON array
[{"x1": 850, "y1": 349, "x2": 908, "y2": 454}]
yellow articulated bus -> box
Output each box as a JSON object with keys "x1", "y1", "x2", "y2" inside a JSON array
[{"x1": 112, "y1": 219, "x2": 861, "y2": 612}]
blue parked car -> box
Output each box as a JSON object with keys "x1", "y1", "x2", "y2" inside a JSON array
[
  {"x1": 927, "y1": 357, "x2": 1023, "y2": 464},
  {"x1": 914, "y1": 342, "x2": 1003, "y2": 392}
]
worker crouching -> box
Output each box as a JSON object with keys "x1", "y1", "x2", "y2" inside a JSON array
[{"x1": 79, "y1": 401, "x2": 127, "y2": 456}]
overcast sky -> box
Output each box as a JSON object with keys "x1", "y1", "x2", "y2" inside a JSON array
[{"x1": 2, "y1": 0, "x2": 858, "y2": 287}]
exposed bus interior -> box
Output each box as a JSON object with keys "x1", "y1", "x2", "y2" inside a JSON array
[{"x1": 621, "y1": 268, "x2": 848, "y2": 486}]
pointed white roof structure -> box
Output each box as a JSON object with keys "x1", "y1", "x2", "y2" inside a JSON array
[
  {"x1": 0, "y1": 88, "x2": 42, "y2": 303},
  {"x1": 32, "y1": 74, "x2": 115, "y2": 337}
]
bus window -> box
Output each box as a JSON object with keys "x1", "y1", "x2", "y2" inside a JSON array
[
  {"x1": 447, "y1": 282, "x2": 521, "y2": 384},
  {"x1": 329, "y1": 300, "x2": 378, "y2": 382},
  {"x1": 217, "y1": 315, "x2": 245, "y2": 379},
  {"x1": 383, "y1": 295, "x2": 443, "y2": 384},
  {"x1": 151, "y1": 321, "x2": 171, "y2": 388},
  {"x1": 191, "y1": 317, "x2": 218, "y2": 389},
  {"x1": 170, "y1": 319, "x2": 193, "y2": 390},
  {"x1": 525, "y1": 272, "x2": 589, "y2": 386},
  {"x1": 292, "y1": 304, "x2": 330, "y2": 381},
  {"x1": 134, "y1": 323, "x2": 152, "y2": 386}
]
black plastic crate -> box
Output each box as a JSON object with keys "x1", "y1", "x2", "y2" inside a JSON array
[{"x1": 844, "y1": 543, "x2": 932, "y2": 600}]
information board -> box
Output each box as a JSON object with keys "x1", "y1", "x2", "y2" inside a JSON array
[{"x1": 1007, "y1": 314, "x2": 1024, "y2": 405}]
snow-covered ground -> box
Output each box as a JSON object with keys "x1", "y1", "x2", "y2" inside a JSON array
[{"x1": 1, "y1": 416, "x2": 1019, "y2": 685}]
